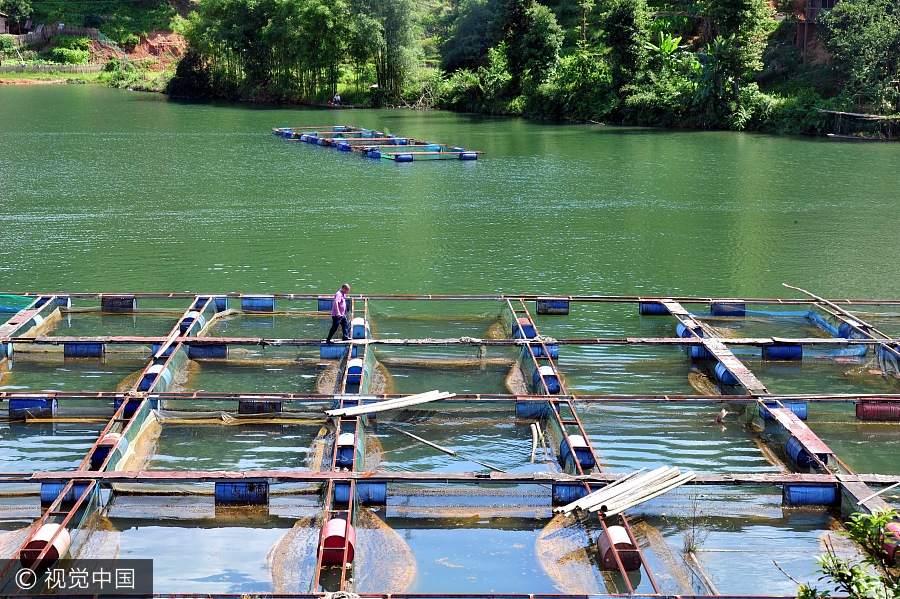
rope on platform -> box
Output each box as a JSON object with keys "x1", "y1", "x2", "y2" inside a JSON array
[{"x1": 325, "y1": 592, "x2": 361, "y2": 599}]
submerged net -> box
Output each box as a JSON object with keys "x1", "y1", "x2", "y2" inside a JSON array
[{"x1": 0, "y1": 295, "x2": 32, "y2": 313}]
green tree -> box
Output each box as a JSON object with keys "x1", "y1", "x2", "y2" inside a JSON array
[
  {"x1": 819, "y1": 0, "x2": 900, "y2": 113},
  {"x1": 441, "y1": 0, "x2": 496, "y2": 72},
  {"x1": 520, "y1": 2, "x2": 564, "y2": 87},
  {"x1": 598, "y1": 0, "x2": 649, "y2": 91},
  {"x1": 351, "y1": 0, "x2": 417, "y2": 97}
]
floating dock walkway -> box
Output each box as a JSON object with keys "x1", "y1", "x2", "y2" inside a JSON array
[
  {"x1": 272, "y1": 125, "x2": 483, "y2": 161},
  {"x1": 1, "y1": 288, "x2": 899, "y2": 597}
]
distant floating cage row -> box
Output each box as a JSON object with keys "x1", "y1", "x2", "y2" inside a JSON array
[{"x1": 271, "y1": 124, "x2": 483, "y2": 161}]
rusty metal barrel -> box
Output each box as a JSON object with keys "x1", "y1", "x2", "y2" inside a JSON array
[
  {"x1": 856, "y1": 401, "x2": 900, "y2": 422},
  {"x1": 597, "y1": 525, "x2": 641, "y2": 571}
]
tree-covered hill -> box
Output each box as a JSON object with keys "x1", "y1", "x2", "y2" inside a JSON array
[{"x1": 3, "y1": 0, "x2": 898, "y2": 135}]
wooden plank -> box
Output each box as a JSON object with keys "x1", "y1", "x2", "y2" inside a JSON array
[
  {"x1": 0, "y1": 306, "x2": 46, "y2": 338},
  {"x1": 839, "y1": 478, "x2": 891, "y2": 514},
  {"x1": 766, "y1": 407, "x2": 833, "y2": 455},
  {"x1": 703, "y1": 338, "x2": 769, "y2": 395}
]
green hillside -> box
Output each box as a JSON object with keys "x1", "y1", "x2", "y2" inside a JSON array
[{"x1": 3, "y1": 0, "x2": 898, "y2": 135}]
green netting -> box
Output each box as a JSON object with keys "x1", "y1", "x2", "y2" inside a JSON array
[{"x1": 0, "y1": 295, "x2": 32, "y2": 313}]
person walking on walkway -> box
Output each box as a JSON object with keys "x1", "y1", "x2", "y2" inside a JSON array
[{"x1": 325, "y1": 283, "x2": 351, "y2": 344}]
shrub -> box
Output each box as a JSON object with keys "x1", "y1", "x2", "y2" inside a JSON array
[
  {"x1": 53, "y1": 36, "x2": 92, "y2": 51},
  {"x1": 119, "y1": 33, "x2": 141, "y2": 48},
  {"x1": 50, "y1": 48, "x2": 90, "y2": 65},
  {"x1": 1, "y1": 35, "x2": 15, "y2": 53}
]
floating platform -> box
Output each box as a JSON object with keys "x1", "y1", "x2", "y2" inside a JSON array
[
  {"x1": 273, "y1": 124, "x2": 483, "y2": 161},
  {"x1": 1, "y1": 289, "x2": 899, "y2": 597}
]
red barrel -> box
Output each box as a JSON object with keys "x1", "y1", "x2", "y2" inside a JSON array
[
  {"x1": 319, "y1": 518, "x2": 356, "y2": 565},
  {"x1": 856, "y1": 401, "x2": 900, "y2": 422},
  {"x1": 20, "y1": 523, "x2": 71, "y2": 569},
  {"x1": 884, "y1": 522, "x2": 900, "y2": 563},
  {"x1": 597, "y1": 525, "x2": 641, "y2": 571}
]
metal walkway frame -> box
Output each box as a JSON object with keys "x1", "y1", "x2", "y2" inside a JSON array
[{"x1": 1, "y1": 289, "x2": 899, "y2": 597}]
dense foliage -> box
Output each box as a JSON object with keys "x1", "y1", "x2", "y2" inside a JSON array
[{"x1": 6, "y1": 0, "x2": 900, "y2": 133}]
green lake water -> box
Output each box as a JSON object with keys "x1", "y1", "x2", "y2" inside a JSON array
[{"x1": 1, "y1": 85, "x2": 899, "y2": 595}]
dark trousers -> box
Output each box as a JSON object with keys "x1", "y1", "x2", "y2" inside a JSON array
[{"x1": 327, "y1": 315, "x2": 350, "y2": 341}]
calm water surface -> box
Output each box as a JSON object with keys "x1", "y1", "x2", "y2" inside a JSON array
[{"x1": 1, "y1": 85, "x2": 898, "y2": 297}]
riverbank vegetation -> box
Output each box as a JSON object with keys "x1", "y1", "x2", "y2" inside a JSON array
[
  {"x1": 163, "y1": 0, "x2": 899, "y2": 134},
  {"x1": 3, "y1": 0, "x2": 899, "y2": 135}
]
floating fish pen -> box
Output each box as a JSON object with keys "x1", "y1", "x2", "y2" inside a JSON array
[
  {"x1": 1, "y1": 288, "x2": 900, "y2": 596},
  {"x1": 273, "y1": 125, "x2": 483, "y2": 161}
]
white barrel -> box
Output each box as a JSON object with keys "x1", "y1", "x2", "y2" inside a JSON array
[{"x1": 21, "y1": 523, "x2": 71, "y2": 569}]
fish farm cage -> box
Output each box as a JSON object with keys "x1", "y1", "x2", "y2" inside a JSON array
[
  {"x1": 1, "y1": 288, "x2": 900, "y2": 598},
  {"x1": 272, "y1": 125, "x2": 483, "y2": 161}
]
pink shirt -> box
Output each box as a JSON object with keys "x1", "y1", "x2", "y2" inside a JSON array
[{"x1": 331, "y1": 290, "x2": 346, "y2": 317}]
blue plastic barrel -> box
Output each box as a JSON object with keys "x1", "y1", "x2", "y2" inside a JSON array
[
  {"x1": 397, "y1": 138, "x2": 408, "y2": 145},
  {"x1": 532, "y1": 365, "x2": 561, "y2": 394},
  {"x1": 459, "y1": 152, "x2": 478, "y2": 160},
  {"x1": 537, "y1": 297, "x2": 569, "y2": 315},
  {"x1": 138, "y1": 364, "x2": 172, "y2": 392},
  {"x1": 358, "y1": 482, "x2": 387, "y2": 505},
  {"x1": 711, "y1": 302, "x2": 746, "y2": 316},
  {"x1": 395, "y1": 154, "x2": 414, "y2": 162},
  {"x1": 677, "y1": 323, "x2": 702, "y2": 339},
  {"x1": 334, "y1": 482, "x2": 353, "y2": 504},
  {"x1": 786, "y1": 437, "x2": 828, "y2": 468},
  {"x1": 320, "y1": 344, "x2": 348, "y2": 360},
  {"x1": 552, "y1": 483, "x2": 588, "y2": 505},
  {"x1": 188, "y1": 343, "x2": 228, "y2": 360},
  {"x1": 179, "y1": 310, "x2": 206, "y2": 335},
  {"x1": 838, "y1": 322, "x2": 868, "y2": 339},
  {"x1": 241, "y1": 295, "x2": 275, "y2": 312},
  {"x1": 638, "y1": 301, "x2": 668, "y2": 315},
  {"x1": 9, "y1": 397, "x2": 57, "y2": 420},
  {"x1": 762, "y1": 344, "x2": 802, "y2": 361},
  {"x1": 530, "y1": 344, "x2": 559, "y2": 359},
  {"x1": 783, "y1": 484, "x2": 837, "y2": 506},
  {"x1": 40, "y1": 482, "x2": 91, "y2": 504},
  {"x1": 63, "y1": 343, "x2": 105, "y2": 358},
  {"x1": 513, "y1": 318, "x2": 536, "y2": 339},
  {"x1": 337, "y1": 143, "x2": 351, "y2": 151},
  {"x1": 759, "y1": 401, "x2": 808, "y2": 420},
  {"x1": 714, "y1": 362, "x2": 740, "y2": 386},
  {"x1": 347, "y1": 358, "x2": 364, "y2": 384},
  {"x1": 351, "y1": 318, "x2": 369, "y2": 339},
  {"x1": 515, "y1": 400, "x2": 548, "y2": 419},
  {"x1": 335, "y1": 432, "x2": 356, "y2": 468},
  {"x1": 215, "y1": 481, "x2": 269, "y2": 505},
  {"x1": 559, "y1": 435, "x2": 596, "y2": 469},
  {"x1": 90, "y1": 432, "x2": 129, "y2": 469}
]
